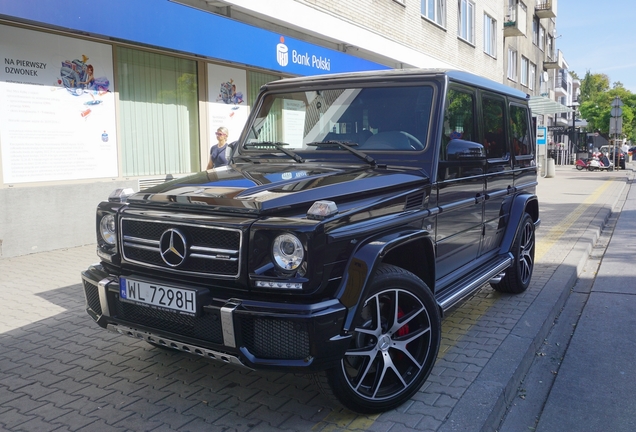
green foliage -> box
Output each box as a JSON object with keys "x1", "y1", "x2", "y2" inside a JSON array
[{"x1": 577, "y1": 71, "x2": 635, "y2": 142}]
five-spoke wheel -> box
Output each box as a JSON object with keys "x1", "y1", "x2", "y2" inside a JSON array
[{"x1": 318, "y1": 264, "x2": 440, "y2": 413}]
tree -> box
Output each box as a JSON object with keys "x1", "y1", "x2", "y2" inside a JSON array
[
  {"x1": 577, "y1": 71, "x2": 636, "y2": 142},
  {"x1": 578, "y1": 71, "x2": 610, "y2": 104}
]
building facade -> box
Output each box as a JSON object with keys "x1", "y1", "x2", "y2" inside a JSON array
[{"x1": 0, "y1": 0, "x2": 566, "y2": 257}]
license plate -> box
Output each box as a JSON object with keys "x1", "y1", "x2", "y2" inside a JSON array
[{"x1": 119, "y1": 278, "x2": 196, "y2": 315}]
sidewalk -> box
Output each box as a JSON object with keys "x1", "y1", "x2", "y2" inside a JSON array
[
  {"x1": 534, "y1": 172, "x2": 636, "y2": 432},
  {"x1": 0, "y1": 164, "x2": 633, "y2": 432}
]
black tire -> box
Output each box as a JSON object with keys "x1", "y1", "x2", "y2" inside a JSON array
[
  {"x1": 575, "y1": 164, "x2": 584, "y2": 171},
  {"x1": 315, "y1": 264, "x2": 441, "y2": 413},
  {"x1": 491, "y1": 213, "x2": 535, "y2": 294}
]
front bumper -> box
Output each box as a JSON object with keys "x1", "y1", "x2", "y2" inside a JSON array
[{"x1": 81, "y1": 264, "x2": 350, "y2": 371}]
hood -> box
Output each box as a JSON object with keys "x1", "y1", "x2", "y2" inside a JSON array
[{"x1": 127, "y1": 163, "x2": 429, "y2": 215}]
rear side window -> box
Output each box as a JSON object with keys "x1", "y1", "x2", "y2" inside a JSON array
[
  {"x1": 509, "y1": 104, "x2": 533, "y2": 166},
  {"x1": 482, "y1": 96, "x2": 507, "y2": 160}
]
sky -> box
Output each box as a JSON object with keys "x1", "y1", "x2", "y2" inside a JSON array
[{"x1": 555, "y1": 0, "x2": 636, "y2": 92}]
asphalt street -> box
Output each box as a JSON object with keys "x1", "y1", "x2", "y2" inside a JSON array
[{"x1": 0, "y1": 163, "x2": 633, "y2": 432}]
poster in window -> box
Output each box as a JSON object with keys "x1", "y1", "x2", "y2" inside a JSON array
[
  {"x1": 0, "y1": 24, "x2": 118, "y2": 183},
  {"x1": 207, "y1": 64, "x2": 249, "y2": 157}
]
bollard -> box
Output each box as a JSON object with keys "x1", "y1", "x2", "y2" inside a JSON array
[{"x1": 545, "y1": 158, "x2": 556, "y2": 178}]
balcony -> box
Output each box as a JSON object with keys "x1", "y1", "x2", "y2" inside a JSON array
[
  {"x1": 544, "y1": 50, "x2": 565, "y2": 69},
  {"x1": 536, "y1": 0, "x2": 557, "y2": 19},
  {"x1": 504, "y1": 3, "x2": 526, "y2": 37}
]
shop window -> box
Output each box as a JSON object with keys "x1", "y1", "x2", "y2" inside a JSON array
[{"x1": 117, "y1": 47, "x2": 199, "y2": 177}]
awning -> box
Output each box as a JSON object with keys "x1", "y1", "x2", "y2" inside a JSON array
[{"x1": 529, "y1": 96, "x2": 574, "y2": 115}]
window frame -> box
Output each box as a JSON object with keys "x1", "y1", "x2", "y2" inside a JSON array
[
  {"x1": 529, "y1": 62, "x2": 536, "y2": 90},
  {"x1": 422, "y1": 0, "x2": 446, "y2": 27},
  {"x1": 520, "y1": 56, "x2": 529, "y2": 87},
  {"x1": 483, "y1": 13, "x2": 497, "y2": 57},
  {"x1": 507, "y1": 48, "x2": 518, "y2": 82},
  {"x1": 458, "y1": 0, "x2": 475, "y2": 44}
]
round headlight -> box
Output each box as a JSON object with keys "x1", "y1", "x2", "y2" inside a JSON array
[
  {"x1": 99, "y1": 214, "x2": 117, "y2": 245},
  {"x1": 272, "y1": 233, "x2": 304, "y2": 271}
]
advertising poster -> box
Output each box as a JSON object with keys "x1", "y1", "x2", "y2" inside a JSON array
[
  {"x1": 207, "y1": 64, "x2": 249, "y2": 156},
  {"x1": 0, "y1": 25, "x2": 118, "y2": 183}
]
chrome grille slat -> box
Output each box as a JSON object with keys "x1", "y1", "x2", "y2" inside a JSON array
[{"x1": 120, "y1": 216, "x2": 242, "y2": 277}]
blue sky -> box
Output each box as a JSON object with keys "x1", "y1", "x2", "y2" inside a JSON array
[{"x1": 555, "y1": 0, "x2": 635, "y2": 92}]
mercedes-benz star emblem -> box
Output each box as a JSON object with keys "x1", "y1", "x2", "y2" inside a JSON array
[{"x1": 159, "y1": 228, "x2": 187, "y2": 267}]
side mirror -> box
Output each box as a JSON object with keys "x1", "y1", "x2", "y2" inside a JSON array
[{"x1": 446, "y1": 139, "x2": 486, "y2": 161}]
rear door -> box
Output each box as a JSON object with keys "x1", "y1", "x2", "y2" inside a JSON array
[
  {"x1": 480, "y1": 93, "x2": 513, "y2": 256},
  {"x1": 435, "y1": 86, "x2": 485, "y2": 279}
]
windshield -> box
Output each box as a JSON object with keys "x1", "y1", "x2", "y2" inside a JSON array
[{"x1": 241, "y1": 85, "x2": 435, "y2": 157}]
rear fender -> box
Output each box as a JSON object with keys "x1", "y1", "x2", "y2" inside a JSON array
[{"x1": 336, "y1": 229, "x2": 435, "y2": 332}]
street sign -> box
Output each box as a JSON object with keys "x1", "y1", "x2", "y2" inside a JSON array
[
  {"x1": 537, "y1": 126, "x2": 547, "y2": 145},
  {"x1": 611, "y1": 97, "x2": 624, "y2": 107},
  {"x1": 610, "y1": 117, "x2": 623, "y2": 135},
  {"x1": 611, "y1": 106, "x2": 623, "y2": 117}
]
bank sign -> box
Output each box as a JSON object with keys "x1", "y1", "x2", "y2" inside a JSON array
[{"x1": 0, "y1": 0, "x2": 389, "y2": 76}]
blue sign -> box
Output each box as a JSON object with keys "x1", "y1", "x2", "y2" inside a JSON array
[
  {"x1": 0, "y1": 0, "x2": 389, "y2": 75},
  {"x1": 537, "y1": 126, "x2": 547, "y2": 145}
]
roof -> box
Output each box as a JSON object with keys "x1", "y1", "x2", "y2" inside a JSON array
[{"x1": 529, "y1": 96, "x2": 574, "y2": 115}]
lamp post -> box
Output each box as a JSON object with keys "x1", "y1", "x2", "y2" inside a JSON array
[{"x1": 567, "y1": 104, "x2": 578, "y2": 163}]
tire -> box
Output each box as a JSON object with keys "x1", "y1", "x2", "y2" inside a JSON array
[
  {"x1": 575, "y1": 164, "x2": 584, "y2": 170},
  {"x1": 315, "y1": 264, "x2": 441, "y2": 413},
  {"x1": 491, "y1": 213, "x2": 535, "y2": 294}
]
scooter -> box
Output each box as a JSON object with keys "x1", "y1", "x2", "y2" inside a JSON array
[
  {"x1": 587, "y1": 156, "x2": 612, "y2": 171},
  {"x1": 575, "y1": 158, "x2": 588, "y2": 170}
]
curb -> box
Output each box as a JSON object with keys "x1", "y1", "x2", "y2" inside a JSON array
[{"x1": 438, "y1": 175, "x2": 631, "y2": 432}]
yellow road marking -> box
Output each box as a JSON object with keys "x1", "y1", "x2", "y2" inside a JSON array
[
  {"x1": 534, "y1": 179, "x2": 614, "y2": 260},
  {"x1": 313, "y1": 179, "x2": 615, "y2": 429}
]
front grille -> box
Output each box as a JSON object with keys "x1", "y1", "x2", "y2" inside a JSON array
[
  {"x1": 242, "y1": 317, "x2": 310, "y2": 360},
  {"x1": 114, "y1": 301, "x2": 223, "y2": 344},
  {"x1": 83, "y1": 280, "x2": 102, "y2": 316},
  {"x1": 120, "y1": 217, "x2": 242, "y2": 277}
]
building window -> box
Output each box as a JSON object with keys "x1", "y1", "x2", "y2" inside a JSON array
[
  {"x1": 117, "y1": 47, "x2": 199, "y2": 177},
  {"x1": 539, "y1": 25, "x2": 545, "y2": 51},
  {"x1": 529, "y1": 62, "x2": 536, "y2": 90},
  {"x1": 422, "y1": 0, "x2": 446, "y2": 26},
  {"x1": 483, "y1": 13, "x2": 496, "y2": 57},
  {"x1": 458, "y1": 0, "x2": 475, "y2": 44},
  {"x1": 547, "y1": 35, "x2": 554, "y2": 59},
  {"x1": 532, "y1": 16, "x2": 539, "y2": 45},
  {"x1": 521, "y1": 56, "x2": 529, "y2": 86},
  {"x1": 507, "y1": 48, "x2": 518, "y2": 81}
]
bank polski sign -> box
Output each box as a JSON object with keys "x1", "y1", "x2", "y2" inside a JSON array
[
  {"x1": 272, "y1": 35, "x2": 385, "y2": 75},
  {"x1": 276, "y1": 36, "x2": 332, "y2": 72}
]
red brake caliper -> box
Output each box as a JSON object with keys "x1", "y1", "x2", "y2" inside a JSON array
[
  {"x1": 394, "y1": 307, "x2": 410, "y2": 361},
  {"x1": 397, "y1": 307, "x2": 409, "y2": 337}
]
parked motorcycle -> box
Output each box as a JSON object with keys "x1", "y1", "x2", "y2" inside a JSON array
[
  {"x1": 587, "y1": 155, "x2": 612, "y2": 171},
  {"x1": 575, "y1": 158, "x2": 588, "y2": 170}
]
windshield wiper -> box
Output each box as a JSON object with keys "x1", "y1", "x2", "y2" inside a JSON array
[
  {"x1": 307, "y1": 141, "x2": 376, "y2": 167},
  {"x1": 244, "y1": 141, "x2": 305, "y2": 163}
]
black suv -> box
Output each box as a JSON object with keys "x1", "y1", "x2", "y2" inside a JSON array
[{"x1": 82, "y1": 69, "x2": 539, "y2": 413}]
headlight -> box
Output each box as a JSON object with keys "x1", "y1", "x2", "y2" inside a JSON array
[
  {"x1": 272, "y1": 233, "x2": 304, "y2": 271},
  {"x1": 99, "y1": 214, "x2": 117, "y2": 245}
]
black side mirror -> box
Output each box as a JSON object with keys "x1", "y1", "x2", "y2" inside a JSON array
[{"x1": 446, "y1": 139, "x2": 486, "y2": 161}]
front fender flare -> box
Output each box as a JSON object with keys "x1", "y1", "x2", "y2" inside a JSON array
[{"x1": 336, "y1": 229, "x2": 434, "y2": 332}]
